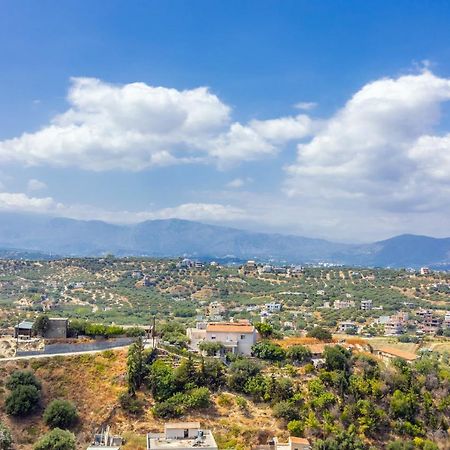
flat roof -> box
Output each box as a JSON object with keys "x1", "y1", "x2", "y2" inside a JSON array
[
  {"x1": 16, "y1": 321, "x2": 34, "y2": 329},
  {"x1": 164, "y1": 422, "x2": 201, "y2": 429},
  {"x1": 147, "y1": 430, "x2": 217, "y2": 449},
  {"x1": 378, "y1": 346, "x2": 418, "y2": 361},
  {"x1": 290, "y1": 436, "x2": 311, "y2": 444},
  {"x1": 87, "y1": 447, "x2": 120, "y2": 450},
  {"x1": 206, "y1": 323, "x2": 254, "y2": 333}
]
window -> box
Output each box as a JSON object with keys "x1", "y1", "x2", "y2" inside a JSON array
[
  {"x1": 211, "y1": 336, "x2": 216, "y2": 340},
  {"x1": 240, "y1": 335, "x2": 245, "y2": 339}
]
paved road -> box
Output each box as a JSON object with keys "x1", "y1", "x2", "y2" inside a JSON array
[{"x1": 0, "y1": 338, "x2": 139, "y2": 363}]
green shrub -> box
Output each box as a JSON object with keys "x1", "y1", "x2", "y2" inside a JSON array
[
  {"x1": 287, "y1": 419, "x2": 304, "y2": 437},
  {"x1": 286, "y1": 345, "x2": 312, "y2": 364},
  {"x1": 43, "y1": 400, "x2": 78, "y2": 429},
  {"x1": 251, "y1": 341, "x2": 286, "y2": 361},
  {"x1": 0, "y1": 422, "x2": 12, "y2": 450},
  {"x1": 34, "y1": 428, "x2": 76, "y2": 450},
  {"x1": 217, "y1": 393, "x2": 234, "y2": 407},
  {"x1": 5, "y1": 385, "x2": 40, "y2": 416},
  {"x1": 119, "y1": 392, "x2": 144, "y2": 415},
  {"x1": 6, "y1": 370, "x2": 41, "y2": 391},
  {"x1": 272, "y1": 400, "x2": 301, "y2": 422},
  {"x1": 235, "y1": 396, "x2": 248, "y2": 410},
  {"x1": 307, "y1": 327, "x2": 332, "y2": 342}
]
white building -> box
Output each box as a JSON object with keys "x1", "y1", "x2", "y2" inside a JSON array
[
  {"x1": 265, "y1": 302, "x2": 282, "y2": 312},
  {"x1": 259, "y1": 264, "x2": 273, "y2": 274},
  {"x1": 338, "y1": 321, "x2": 358, "y2": 333},
  {"x1": 187, "y1": 320, "x2": 258, "y2": 355},
  {"x1": 420, "y1": 267, "x2": 431, "y2": 275},
  {"x1": 360, "y1": 299, "x2": 373, "y2": 311},
  {"x1": 147, "y1": 423, "x2": 218, "y2": 450},
  {"x1": 334, "y1": 299, "x2": 355, "y2": 309}
]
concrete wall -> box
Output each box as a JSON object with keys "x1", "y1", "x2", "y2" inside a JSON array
[
  {"x1": 43, "y1": 319, "x2": 68, "y2": 339},
  {"x1": 166, "y1": 427, "x2": 198, "y2": 439}
]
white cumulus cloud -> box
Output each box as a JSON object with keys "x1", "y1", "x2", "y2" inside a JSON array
[
  {"x1": 286, "y1": 70, "x2": 450, "y2": 215},
  {"x1": 0, "y1": 77, "x2": 314, "y2": 171},
  {"x1": 0, "y1": 192, "x2": 60, "y2": 213}
]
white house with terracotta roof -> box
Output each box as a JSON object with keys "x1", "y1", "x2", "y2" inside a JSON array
[{"x1": 187, "y1": 320, "x2": 258, "y2": 355}]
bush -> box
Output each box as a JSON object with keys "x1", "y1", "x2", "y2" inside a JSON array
[
  {"x1": 235, "y1": 396, "x2": 248, "y2": 410},
  {"x1": 228, "y1": 358, "x2": 261, "y2": 391},
  {"x1": 125, "y1": 327, "x2": 146, "y2": 337},
  {"x1": 119, "y1": 392, "x2": 144, "y2": 415},
  {"x1": 185, "y1": 387, "x2": 211, "y2": 409},
  {"x1": 152, "y1": 387, "x2": 211, "y2": 418},
  {"x1": 251, "y1": 341, "x2": 286, "y2": 361},
  {"x1": 5, "y1": 385, "x2": 40, "y2": 416},
  {"x1": 43, "y1": 400, "x2": 78, "y2": 429},
  {"x1": 287, "y1": 345, "x2": 312, "y2": 364},
  {"x1": 0, "y1": 422, "x2": 12, "y2": 450},
  {"x1": 287, "y1": 419, "x2": 304, "y2": 437},
  {"x1": 33, "y1": 315, "x2": 50, "y2": 335},
  {"x1": 307, "y1": 327, "x2": 333, "y2": 342},
  {"x1": 324, "y1": 345, "x2": 351, "y2": 372},
  {"x1": 34, "y1": 428, "x2": 76, "y2": 450},
  {"x1": 6, "y1": 370, "x2": 41, "y2": 391},
  {"x1": 272, "y1": 400, "x2": 301, "y2": 422}
]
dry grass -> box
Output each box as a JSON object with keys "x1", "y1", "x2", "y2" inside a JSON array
[{"x1": 0, "y1": 350, "x2": 285, "y2": 449}]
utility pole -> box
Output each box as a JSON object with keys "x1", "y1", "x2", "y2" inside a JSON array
[{"x1": 152, "y1": 315, "x2": 156, "y2": 349}]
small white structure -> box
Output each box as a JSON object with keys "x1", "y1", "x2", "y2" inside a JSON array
[
  {"x1": 272, "y1": 436, "x2": 311, "y2": 450},
  {"x1": 88, "y1": 426, "x2": 122, "y2": 449},
  {"x1": 338, "y1": 321, "x2": 358, "y2": 333},
  {"x1": 360, "y1": 299, "x2": 373, "y2": 311},
  {"x1": 147, "y1": 422, "x2": 218, "y2": 450},
  {"x1": 265, "y1": 302, "x2": 282, "y2": 312},
  {"x1": 334, "y1": 299, "x2": 355, "y2": 309},
  {"x1": 420, "y1": 267, "x2": 431, "y2": 275}
]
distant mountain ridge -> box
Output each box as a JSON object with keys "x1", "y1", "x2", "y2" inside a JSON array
[{"x1": 0, "y1": 211, "x2": 449, "y2": 268}]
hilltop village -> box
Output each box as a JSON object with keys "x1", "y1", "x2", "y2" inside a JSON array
[{"x1": 0, "y1": 257, "x2": 449, "y2": 449}]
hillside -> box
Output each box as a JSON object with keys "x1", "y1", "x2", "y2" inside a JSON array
[
  {"x1": 0, "y1": 351, "x2": 285, "y2": 450},
  {"x1": 1, "y1": 212, "x2": 450, "y2": 267}
]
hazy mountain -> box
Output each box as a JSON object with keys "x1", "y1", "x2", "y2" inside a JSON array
[{"x1": 0, "y1": 212, "x2": 449, "y2": 268}]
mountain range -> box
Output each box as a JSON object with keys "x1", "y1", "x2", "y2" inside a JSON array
[{"x1": 0, "y1": 211, "x2": 449, "y2": 268}]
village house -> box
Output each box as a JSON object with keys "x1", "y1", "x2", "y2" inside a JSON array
[
  {"x1": 360, "y1": 299, "x2": 373, "y2": 311},
  {"x1": 14, "y1": 320, "x2": 34, "y2": 338},
  {"x1": 187, "y1": 320, "x2": 258, "y2": 355},
  {"x1": 265, "y1": 302, "x2": 282, "y2": 313},
  {"x1": 383, "y1": 312, "x2": 409, "y2": 336},
  {"x1": 239, "y1": 260, "x2": 258, "y2": 275},
  {"x1": 334, "y1": 299, "x2": 355, "y2": 309},
  {"x1": 420, "y1": 267, "x2": 431, "y2": 275},
  {"x1": 147, "y1": 422, "x2": 218, "y2": 450},
  {"x1": 375, "y1": 346, "x2": 418, "y2": 364},
  {"x1": 444, "y1": 313, "x2": 450, "y2": 329},
  {"x1": 14, "y1": 317, "x2": 68, "y2": 339},
  {"x1": 259, "y1": 264, "x2": 273, "y2": 274},
  {"x1": 338, "y1": 321, "x2": 358, "y2": 334},
  {"x1": 418, "y1": 314, "x2": 443, "y2": 335}
]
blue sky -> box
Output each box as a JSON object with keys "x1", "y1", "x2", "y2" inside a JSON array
[{"x1": 1, "y1": 1, "x2": 450, "y2": 242}]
